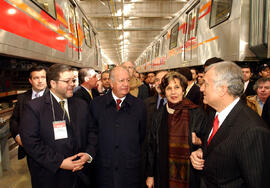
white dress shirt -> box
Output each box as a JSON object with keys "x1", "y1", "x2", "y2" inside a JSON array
[{"x1": 208, "y1": 97, "x2": 240, "y2": 140}]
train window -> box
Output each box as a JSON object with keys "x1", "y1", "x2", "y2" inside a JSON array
[
  {"x1": 210, "y1": 0, "x2": 232, "y2": 28},
  {"x1": 147, "y1": 50, "x2": 151, "y2": 62},
  {"x1": 169, "y1": 23, "x2": 179, "y2": 50},
  {"x1": 31, "y1": 0, "x2": 56, "y2": 19},
  {"x1": 161, "y1": 33, "x2": 167, "y2": 55},
  {"x1": 83, "y1": 19, "x2": 92, "y2": 48},
  {"x1": 155, "y1": 41, "x2": 160, "y2": 58}
]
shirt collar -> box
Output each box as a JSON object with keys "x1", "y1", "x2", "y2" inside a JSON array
[
  {"x1": 112, "y1": 91, "x2": 126, "y2": 106},
  {"x1": 244, "y1": 80, "x2": 249, "y2": 91},
  {"x1": 215, "y1": 97, "x2": 240, "y2": 127},
  {"x1": 81, "y1": 85, "x2": 90, "y2": 92},
  {"x1": 157, "y1": 94, "x2": 167, "y2": 109},
  {"x1": 32, "y1": 89, "x2": 46, "y2": 99},
  {"x1": 50, "y1": 90, "x2": 68, "y2": 104}
]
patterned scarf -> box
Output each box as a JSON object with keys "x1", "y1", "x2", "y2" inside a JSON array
[{"x1": 167, "y1": 98, "x2": 198, "y2": 188}]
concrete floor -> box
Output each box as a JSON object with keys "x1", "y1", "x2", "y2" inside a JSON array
[{"x1": 0, "y1": 151, "x2": 31, "y2": 188}]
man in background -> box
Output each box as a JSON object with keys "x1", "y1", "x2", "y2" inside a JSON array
[
  {"x1": 122, "y1": 61, "x2": 149, "y2": 100},
  {"x1": 73, "y1": 68, "x2": 99, "y2": 103},
  {"x1": 241, "y1": 64, "x2": 256, "y2": 98},
  {"x1": 259, "y1": 63, "x2": 270, "y2": 78},
  {"x1": 147, "y1": 72, "x2": 156, "y2": 97},
  {"x1": 100, "y1": 70, "x2": 111, "y2": 95},
  {"x1": 10, "y1": 65, "x2": 48, "y2": 160},
  {"x1": 246, "y1": 77, "x2": 270, "y2": 116}
]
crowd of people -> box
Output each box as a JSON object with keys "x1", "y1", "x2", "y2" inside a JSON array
[{"x1": 7, "y1": 58, "x2": 270, "y2": 188}]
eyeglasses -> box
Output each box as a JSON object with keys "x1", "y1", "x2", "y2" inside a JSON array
[{"x1": 56, "y1": 79, "x2": 76, "y2": 84}]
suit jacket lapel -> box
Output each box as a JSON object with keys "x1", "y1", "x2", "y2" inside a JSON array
[{"x1": 206, "y1": 101, "x2": 244, "y2": 154}]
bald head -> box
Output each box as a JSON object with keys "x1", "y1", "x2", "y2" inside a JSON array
[{"x1": 122, "y1": 61, "x2": 135, "y2": 77}]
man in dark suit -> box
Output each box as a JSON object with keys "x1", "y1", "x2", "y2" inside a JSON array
[
  {"x1": 90, "y1": 66, "x2": 146, "y2": 188},
  {"x1": 99, "y1": 70, "x2": 111, "y2": 95},
  {"x1": 10, "y1": 65, "x2": 48, "y2": 160},
  {"x1": 147, "y1": 72, "x2": 156, "y2": 97},
  {"x1": 20, "y1": 64, "x2": 97, "y2": 188},
  {"x1": 144, "y1": 71, "x2": 168, "y2": 137},
  {"x1": 73, "y1": 67, "x2": 99, "y2": 103},
  {"x1": 143, "y1": 70, "x2": 167, "y2": 188},
  {"x1": 241, "y1": 64, "x2": 256, "y2": 98},
  {"x1": 190, "y1": 61, "x2": 270, "y2": 188}
]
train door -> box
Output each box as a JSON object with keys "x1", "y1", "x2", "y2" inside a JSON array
[
  {"x1": 68, "y1": 0, "x2": 80, "y2": 60},
  {"x1": 184, "y1": 1, "x2": 200, "y2": 64},
  {"x1": 92, "y1": 32, "x2": 98, "y2": 66},
  {"x1": 250, "y1": 0, "x2": 269, "y2": 58}
]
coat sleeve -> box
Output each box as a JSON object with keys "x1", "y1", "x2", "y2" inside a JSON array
[
  {"x1": 145, "y1": 109, "x2": 162, "y2": 177},
  {"x1": 190, "y1": 107, "x2": 208, "y2": 140},
  {"x1": 20, "y1": 102, "x2": 65, "y2": 174},
  {"x1": 236, "y1": 126, "x2": 270, "y2": 188},
  {"x1": 85, "y1": 102, "x2": 98, "y2": 159},
  {"x1": 139, "y1": 101, "x2": 147, "y2": 145},
  {"x1": 10, "y1": 98, "x2": 21, "y2": 139}
]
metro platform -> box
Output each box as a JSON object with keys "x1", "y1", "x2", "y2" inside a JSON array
[{"x1": 0, "y1": 140, "x2": 31, "y2": 188}]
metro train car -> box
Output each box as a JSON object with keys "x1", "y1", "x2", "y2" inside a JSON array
[
  {"x1": 0, "y1": 0, "x2": 102, "y2": 71},
  {"x1": 135, "y1": 0, "x2": 270, "y2": 72}
]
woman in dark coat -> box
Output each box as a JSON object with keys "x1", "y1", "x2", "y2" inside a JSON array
[{"x1": 145, "y1": 72, "x2": 207, "y2": 188}]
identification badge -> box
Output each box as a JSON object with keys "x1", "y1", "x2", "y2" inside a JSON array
[{"x1": 53, "y1": 120, "x2": 68, "y2": 140}]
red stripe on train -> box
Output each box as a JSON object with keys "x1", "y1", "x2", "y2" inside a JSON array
[{"x1": 0, "y1": 1, "x2": 68, "y2": 52}]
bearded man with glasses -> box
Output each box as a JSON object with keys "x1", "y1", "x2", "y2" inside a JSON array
[{"x1": 20, "y1": 64, "x2": 97, "y2": 188}]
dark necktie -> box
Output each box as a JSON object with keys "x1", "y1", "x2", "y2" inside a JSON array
[
  {"x1": 158, "y1": 98, "x2": 164, "y2": 110},
  {"x1": 116, "y1": 99, "x2": 122, "y2": 111},
  {"x1": 207, "y1": 115, "x2": 219, "y2": 145},
  {"x1": 59, "y1": 101, "x2": 70, "y2": 121}
]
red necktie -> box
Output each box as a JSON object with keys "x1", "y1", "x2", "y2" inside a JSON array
[
  {"x1": 208, "y1": 115, "x2": 219, "y2": 145},
  {"x1": 116, "y1": 99, "x2": 122, "y2": 111}
]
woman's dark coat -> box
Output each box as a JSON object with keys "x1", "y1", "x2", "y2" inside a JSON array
[{"x1": 145, "y1": 104, "x2": 207, "y2": 188}]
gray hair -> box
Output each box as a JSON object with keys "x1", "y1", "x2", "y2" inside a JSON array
[
  {"x1": 109, "y1": 66, "x2": 129, "y2": 82},
  {"x1": 206, "y1": 61, "x2": 244, "y2": 97},
  {"x1": 253, "y1": 77, "x2": 270, "y2": 91},
  {"x1": 78, "y1": 67, "x2": 96, "y2": 84}
]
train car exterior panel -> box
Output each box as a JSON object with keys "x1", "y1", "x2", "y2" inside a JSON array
[
  {"x1": 0, "y1": 0, "x2": 102, "y2": 70},
  {"x1": 135, "y1": 0, "x2": 269, "y2": 72}
]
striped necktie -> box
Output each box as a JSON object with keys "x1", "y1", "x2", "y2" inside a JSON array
[{"x1": 59, "y1": 101, "x2": 70, "y2": 121}]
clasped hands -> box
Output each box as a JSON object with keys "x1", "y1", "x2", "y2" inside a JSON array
[{"x1": 60, "y1": 152, "x2": 90, "y2": 172}]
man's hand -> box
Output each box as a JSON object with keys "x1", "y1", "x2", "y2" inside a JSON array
[
  {"x1": 190, "y1": 148, "x2": 204, "y2": 170},
  {"x1": 15, "y1": 135, "x2": 23, "y2": 146},
  {"x1": 60, "y1": 155, "x2": 83, "y2": 171},
  {"x1": 192, "y1": 132, "x2": 202, "y2": 146},
  {"x1": 146, "y1": 177, "x2": 154, "y2": 188},
  {"x1": 72, "y1": 153, "x2": 90, "y2": 172}
]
